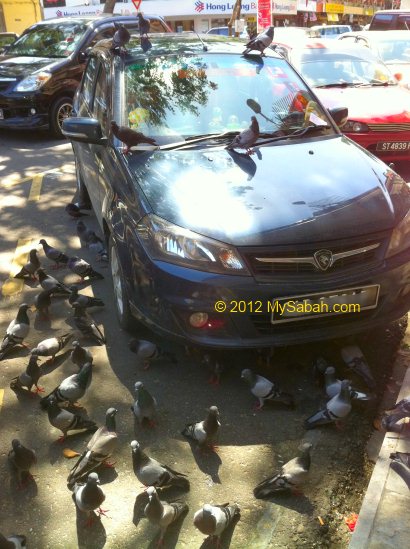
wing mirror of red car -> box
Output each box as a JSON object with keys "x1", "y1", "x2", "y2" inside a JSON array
[
  {"x1": 328, "y1": 107, "x2": 348, "y2": 127},
  {"x1": 394, "y1": 72, "x2": 403, "y2": 82}
]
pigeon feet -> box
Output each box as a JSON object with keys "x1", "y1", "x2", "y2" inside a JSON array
[
  {"x1": 34, "y1": 386, "x2": 45, "y2": 393},
  {"x1": 97, "y1": 507, "x2": 110, "y2": 518},
  {"x1": 253, "y1": 402, "x2": 263, "y2": 412},
  {"x1": 102, "y1": 460, "x2": 116, "y2": 468},
  {"x1": 57, "y1": 435, "x2": 66, "y2": 443}
]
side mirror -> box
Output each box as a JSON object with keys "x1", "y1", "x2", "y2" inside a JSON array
[
  {"x1": 78, "y1": 47, "x2": 92, "y2": 63},
  {"x1": 328, "y1": 107, "x2": 348, "y2": 127},
  {"x1": 62, "y1": 117, "x2": 107, "y2": 145}
]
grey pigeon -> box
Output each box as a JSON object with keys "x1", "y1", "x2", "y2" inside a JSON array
[
  {"x1": 14, "y1": 249, "x2": 40, "y2": 280},
  {"x1": 253, "y1": 443, "x2": 312, "y2": 498},
  {"x1": 390, "y1": 459, "x2": 410, "y2": 490},
  {"x1": 241, "y1": 368, "x2": 294, "y2": 410},
  {"x1": 70, "y1": 340, "x2": 93, "y2": 369},
  {"x1": 10, "y1": 355, "x2": 43, "y2": 394},
  {"x1": 128, "y1": 338, "x2": 176, "y2": 369},
  {"x1": 34, "y1": 288, "x2": 54, "y2": 320},
  {"x1": 76, "y1": 221, "x2": 104, "y2": 249},
  {"x1": 67, "y1": 408, "x2": 118, "y2": 489},
  {"x1": 74, "y1": 472, "x2": 107, "y2": 527},
  {"x1": 243, "y1": 26, "x2": 274, "y2": 55},
  {"x1": 390, "y1": 451, "x2": 410, "y2": 468},
  {"x1": 69, "y1": 286, "x2": 104, "y2": 308},
  {"x1": 111, "y1": 121, "x2": 157, "y2": 154},
  {"x1": 65, "y1": 203, "x2": 88, "y2": 218},
  {"x1": 144, "y1": 486, "x2": 188, "y2": 544},
  {"x1": 305, "y1": 379, "x2": 352, "y2": 429},
  {"x1": 37, "y1": 268, "x2": 70, "y2": 295},
  {"x1": 44, "y1": 395, "x2": 97, "y2": 442},
  {"x1": 39, "y1": 239, "x2": 69, "y2": 268},
  {"x1": 72, "y1": 304, "x2": 106, "y2": 346},
  {"x1": 131, "y1": 440, "x2": 190, "y2": 491},
  {"x1": 137, "y1": 12, "x2": 150, "y2": 37},
  {"x1": 0, "y1": 304, "x2": 31, "y2": 361},
  {"x1": 340, "y1": 345, "x2": 376, "y2": 389},
  {"x1": 0, "y1": 533, "x2": 27, "y2": 548},
  {"x1": 181, "y1": 406, "x2": 220, "y2": 451},
  {"x1": 324, "y1": 366, "x2": 373, "y2": 401},
  {"x1": 111, "y1": 23, "x2": 130, "y2": 54},
  {"x1": 131, "y1": 381, "x2": 157, "y2": 427},
  {"x1": 67, "y1": 256, "x2": 104, "y2": 282},
  {"x1": 227, "y1": 116, "x2": 259, "y2": 154},
  {"x1": 8, "y1": 439, "x2": 37, "y2": 488},
  {"x1": 40, "y1": 362, "x2": 93, "y2": 410},
  {"x1": 31, "y1": 332, "x2": 73, "y2": 362},
  {"x1": 193, "y1": 503, "x2": 240, "y2": 544},
  {"x1": 378, "y1": 396, "x2": 410, "y2": 432}
]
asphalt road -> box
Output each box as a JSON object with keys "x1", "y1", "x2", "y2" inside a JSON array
[{"x1": 0, "y1": 130, "x2": 408, "y2": 549}]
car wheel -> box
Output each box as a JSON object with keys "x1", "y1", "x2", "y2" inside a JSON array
[
  {"x1": 109, "y1": 235, "x2": 134, "y2": 331},
  {"x1": 49, "y1": 96, "x2": 73, "y2": 138}
]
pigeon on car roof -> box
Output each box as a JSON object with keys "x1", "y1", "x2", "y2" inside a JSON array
[{"x1": 243, "y1": 26, "x2": 274, "y2": 56}]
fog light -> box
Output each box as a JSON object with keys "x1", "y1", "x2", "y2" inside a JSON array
[
  {"x1": 30, "y1": 108, "x2": 36, "y2": 115},
  {"x1": 189, "y1": 312, "x2": 209, "y2": 328}
]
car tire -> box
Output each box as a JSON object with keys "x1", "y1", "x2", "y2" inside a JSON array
[
  {"x1": 75, "y1": 158, "x2": 91, "y2": 209},
  {"x1": 49, "y1": 96, "x2": 73, "y2": 138},
  {"x1": 109, "y1": 235, "x2": 134, "y2": 331}
]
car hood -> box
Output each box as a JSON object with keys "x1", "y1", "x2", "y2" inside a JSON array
[
  {"x1": 0, "y1": 55, "x2": 61, "y2": 78},
  {"x1": 314, "y1": 84, "x2": 410, "y2": 122},
  {"x1": 129, "y1": 136, "x2": 408, "y2": 246}
]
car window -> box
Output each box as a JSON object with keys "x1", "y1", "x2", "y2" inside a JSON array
[
  {"x1": 397, "y1": 16, "x2": 410, "y2": 30},
  {"x1": 377, "y1": 38, "x2": 410, "y2": 63},
  {"x1": 370, "y1": 14, "x2": 394, "y2": 30},
  {"x1": 78, "y1": 56, "x2": 98, "y2": 116},
  {"x1": 93, "y1": 63, "x2": 109, "y2": 135}
]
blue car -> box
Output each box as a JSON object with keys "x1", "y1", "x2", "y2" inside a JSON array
[{"x1": 63, "y1": 33, "x2": 410, "y2": 350}]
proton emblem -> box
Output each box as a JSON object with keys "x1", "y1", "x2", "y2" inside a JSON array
[{"x1": 313, "y1": 249, "x2": 333, "y2": 271}]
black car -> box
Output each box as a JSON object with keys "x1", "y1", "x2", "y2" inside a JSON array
[
  {"x1": 0, "y1": 32, "x2": 18, "y2": 53},
  {"x1": 63, "y1": 33, "x2": 410, "y2": 350},
  {"x1": 0, "y1": 14, "x2": 170, "y2": 137}
]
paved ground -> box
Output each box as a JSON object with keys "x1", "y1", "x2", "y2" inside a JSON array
[{"x1": 0, "y1": 131, "x2": 409, "y2": 549}]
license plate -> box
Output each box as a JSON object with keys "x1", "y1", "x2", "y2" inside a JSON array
[
  {"x1": 0, "y1": 109, "x2": 3, "y2": 120},
  {"x1": 376, "y1": 141, "x2": 410, "y2": 152},
  {"x1": 271, "y1": 284, "x2": 380, "y2": 324}
]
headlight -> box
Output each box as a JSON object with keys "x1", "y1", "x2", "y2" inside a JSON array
[
  {"x1": 386, "y1": 207, "x2": 410, "y2": 258},
  {"x1": 15, "y1": 71, "x2": 52, "y2": 92},
  {"x1": 136, "y1": 214, "x2": 250, "y2": 275},
  {"x1": 342, "y1": 120, "x2": 369, "y2": 133}
]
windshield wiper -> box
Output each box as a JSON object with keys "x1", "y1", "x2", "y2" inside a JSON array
[
  {"x1": 286, "y1": 125, "x2": 331, "y2": 139},
  {"x1": 158, "y1": 130, "x2": 240, "y2": 151}
]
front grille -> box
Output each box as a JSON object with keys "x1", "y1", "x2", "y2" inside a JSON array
[{"x1": 368, "y1": 123, "x2": 410, "y2": 132}]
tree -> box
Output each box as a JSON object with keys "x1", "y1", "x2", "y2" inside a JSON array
[
  {"x1": 103, "y1": 0, "x2": 117, "y2": 14},
  {"x1": 227, "y1": 0, "x2": 242, "y2": 37}
]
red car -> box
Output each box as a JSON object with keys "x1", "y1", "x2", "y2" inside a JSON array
[{"x1": 273, "y1": 40, "x2": 410, "y2": 162}]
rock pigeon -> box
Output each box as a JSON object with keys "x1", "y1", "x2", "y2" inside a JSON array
[
  {"x1": 34, "y1": 288, "x2": 54, "y2": 320},
  {"x1": 0, "y1": 533, "x2": 27, "y2": 548},
  {"x1": 305, "y1": 379, "x2": 352, "y2": 429},
  {"x1": 68, "y1": 286, "x2": 104, "y2": 308},
  {"x1": 72, "y1": 304, "x2": 106, "y2": 346},
  {"x1": 70, "y1": 340, "x2": 93, "y2": 369},
  {"x1": 383, "y1": 396, "x2": 410, "y2": 421},
  {"x1": 312, "y1": 356, "x2": 335, "y2": 385},
  {"x1": 65, "y1": 203, "x2": 89, "y2": 218},
  {"x1": 137, "y1": 12, "x2": 150, "y2": 37},
  {"x1": 8, "y1": 439, "x2": 37, "y2": 488},
  {"x1": 40, "y1": 362, "x2": 93, "y2": 410},
  {"x1": 390, "y1": 459, "x2": 410, "y2": 490},
  {"x1": 0, "y1": 304, "x2": 31, "y2": 361},
  {"x1": 44, "y1": 395, "x2": 97, "y2": 442},
  {"x1": 144, "y1": 486, "x2": 188, "y2": 544},
  {"x1": 13, "y1": 249, "x2": 40, "y2": 280},
  {"x1": 241, "y1": 369, "x2": 294, "y2": 410},
  {"x1": 111, "y1": 23, "x2": 130, "y2": 55},
  {"x1": 31, "y1": 333, "x2": 73, "y2": 362},
  {"x1": 202, "y1": 353, "x2": 225, "y2": 386},
  {"x1": 377, "y1": 396, "x2": 410, "y2": 432},
  {"x1": 111, "y1": 121, "x2": 157, "y2": 154},
  {"x1": 67, "y1": 256, "x2": 104, "y2": 283},
  {"x1": 181, "y1": 406, "x2": 220, "y2": 451},
  {"x1": 131, "y1": 440, "x2": 190, "y2": 491},
  {"x1": 128, "y1": 338, "x2": 176, "y2": 369},
  {"x1": 131, "y1": 381, "x2": 157, "y2": 427},
  {"x1": 253, "y1": 443, "x2": 312, "y2": 498},
  {"x1": 37, "y1": 268, "x2": 71, "y2": 295},
  {"x1": 10, "y1": 355, "x2": 43, "y2": 394},
  {"x1": 193, "y1": 503, "x2": 240, "y2": 545},
  {"x1": 324, "y1": 366, "x2": 373, "y2": 401},
  {"x1": 39, "y1": 239, "x2": 69, "y2": 269},
  {"x1": 140, "y1": 35, "x2": 152, "y2": 53},
  {"x1": 67, "y1": 408, "x2": 118, "y2": 489},
  {"x1": 227, "y1": 116, "x2": 259, "y2": 155},
  {"x1": 390, "y1": 451, "x2": 410, "y2": 468},
  {"x1": 74, "y1": 472, "x2": 107, "y2": 527},
  {"x1": 243, "y1": 26, "x2": 274, "y2": 55},
  {"x1": 76, "y1": 221, "x2": 104, "y2": 249},
  {"x1": 340, "y1": 345, "x2": 376, "y2": 389}
]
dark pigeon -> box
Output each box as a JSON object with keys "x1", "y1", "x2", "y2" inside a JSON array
[
  {"x1": 111, "y1": 120, "x2": 157, "y2": 154},
  {"x1": 70, "y1": 340, "x2": 93, "y2": 369},
  {"x1": 65, "y1": 203, "x2": 88, "y2": 218},
  {"x1": 137, "y1": 12, "x2": 150, "y2": 36},
  {"x1": 34, "y1": 288, "x2": 54, "y2": 320},
  {"x1": 111, "y1": 23, "x2": 130, "y2": 55},
  {"x1": 131, "y1": 381, "x2": 157, "y2": 427},
  {"x1": 10, "y1": 355, "x2": 43, "y2": 394},
  {"x1": 72, "y1": 304, "x2": 106, "y2": 346},
  {"x1": 8, "y1": 439, "x2": 37, "y2": 488},
  {"x1": 76, "y1": 221, "x2": 104, "y2": 250},
  {"x1": 14, "y1": 249, "x2": 40, "y2": 280},
  {"x1": 44, "y1": 395, "x2": 97, "y2": 442},
  {"x1": 181, "y1": 406, "x2": 220, "y2": 451},
  {"x1": 227, "y1": 116, "x2": 259, "y2": 155},
  {"x1": 39, "y1": 239, "x2": 69, "y2": 269},
  {"x1": 340, "y1": 345, "x2": 376, "y2": 389}
]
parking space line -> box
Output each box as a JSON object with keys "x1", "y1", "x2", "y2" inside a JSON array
[
  {"x1": 28, "y1": 174, "x2": 44, "y2": 201},
  {"x1": 0, "y1": 389, "x2": 4, "y2": 413},
  {"x1": 2, "y1": 165, "x2": 74, "y2": 189},
  {"x1": 1, "y1": 238, "x2": 32, "y2": 297}
]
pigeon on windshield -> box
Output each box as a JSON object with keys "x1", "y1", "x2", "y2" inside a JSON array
[
  {"x1": 243, "y1": 26, "x2": 274, "y2": 56},
  {"x1": 131, "y1": 381, "x2": 157, "y2": 427},
  {"x1": 0, "y1": 304, "x2": 31, "y2": 361},
  {"x1": 8, "y1": 439, "x2": 37, "y2": 488},
  {"x1": 390, "y1": 459, "x2": 410, "y2": 490},
  {"x1": 37, "y1": 268, "x2": 71, "y2": 295},
  {"x1": 305, "y1": 379, "x2": 352, "y2": 429},
  {"x1": 241, "y1": 369, "x2": 294, "y2": 410},
  {"x1": 65, "y1": 203, "x2": 88, "y2": 219},
  {"x1": 34, "y1": 288, "x2": 54, "y2": 320},
  {"x1": 10, "y1": 355, "x2": 43, "y2": 394},
  {"x1": 193, "y1": 503, "x2": 240, "y2": 545},
  {"x1": 67, "y1": 256, "x2": 104, "y2": 283},
  {"x1": 72, "y1": 304, "x2": 106, "y2": 346},
  {"x1": 324, "y1": 366, "x2": 374, "y2": 401},
  {"x1": 43, "y1": 395, "x2": 97, "y2": 442},
  {"x1": 340, "y1": 345, "x2": 376, "y2": 389},
  {"x1": 70, "y1": 340, "x2": 93, "y2": 369},
  {"x1": 0, "y1": 533, "x2": 27, "y2": 548},
  {"x1": 181, "y1": 406, "x2": 220, "y2": 452},
  {"x1": 144, "y1": 486, "x2": 188, "y2": 544},
  {"x1": 68, "y1": 286, "x2": 104, "y2": 308},
  {"x1": 128, "y1": 338, "x2": 177, "y2": 369},
  {"x1": 253, "y1": 443, "x2": 312, "y2": 498},
  {"x1": 137, "y1": 12, "x2": 151, "y2": 37},
  {"x1": 14, "y1": 249, "x2": 40, "y2": 281},
  {"x1": 31, "y1": 333, "x2": 73, "y2": 363},
  {"x1": 39, "y1": 239, "x2": 69, "y2": 269},
  {"x1": 40, "y1": 362, "x2": 93, "y2": 410},
  {"x1": 74, "y1": 472, "x2": 108, "y2": 527},
  {"x1": 227, "y1": 116, "x2": 259, "y2": 155},
  {"x1": 111, "y1": 121, "x2": 157, "y2": 154}
]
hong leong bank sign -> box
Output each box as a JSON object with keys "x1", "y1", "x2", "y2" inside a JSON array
[{"x1": 194, "y1": 1, "x2": 257, "y2": 13}]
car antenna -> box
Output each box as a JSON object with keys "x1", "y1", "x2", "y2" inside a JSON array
[{"x1": 192, "y1": 30, "x2": 208, "y2": 52}]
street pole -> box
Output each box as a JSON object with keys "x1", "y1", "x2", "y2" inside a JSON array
[{"x1": 227, "y1": 0, "x2": 242, "y2": 37}]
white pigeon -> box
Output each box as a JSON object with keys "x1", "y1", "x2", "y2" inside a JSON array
[{"x1": 241, "y1": 368, "x2": 294, "y2": 410}]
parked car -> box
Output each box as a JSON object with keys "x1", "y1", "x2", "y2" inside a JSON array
[
  {"x1": 273, "y1": 26, "x2": 321, "y2": 41},
  {"x1": 272, "y1": 39, "x2": 410, "y2": 163},
  {"x1": 310, "y1": 24, "x2": 352, "y2": 38},
  {"x1": 0, "y1": 14, "x2": 171, "y2": 137},
  {"x1": 63, "y1": 33, "x2": 410, "y2": 349},
  {"x1": 369, "y1": 9, "x2": 410, "y2": 30},
  {"x1": 338, "y1": 30, "x2": 410, "y2": 88},
  {"x1": 0, "y1": 32, "x2": 18, "y2": 53},
  {"x1": 206, "y1": 26, "x2": 248, "y2": 39}
]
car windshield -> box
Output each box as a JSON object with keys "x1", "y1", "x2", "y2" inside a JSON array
[
  {"x1": 6, "y1": 22, "x2": 88, "y2": 58},
  {"x1": 297, "y1": 51, "x2": 395, "y2": 86},
  {"x1": 376, "y1": 38, "x2": 410, "y2": 63},
  {"x1": 124, "y1": 51, "x2": 335, "y2": 144}
]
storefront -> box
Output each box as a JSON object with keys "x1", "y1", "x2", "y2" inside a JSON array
[{"x1": 272, "y1": 0, "x2": 298, "y2": 27}]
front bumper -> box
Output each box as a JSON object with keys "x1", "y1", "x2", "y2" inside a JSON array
[
  {"x1": 344, "y1": 130, "x2": 410, "y2": 162},
  {"x1": 0, "y1": 90, "x2": 49, "y2": 129}
]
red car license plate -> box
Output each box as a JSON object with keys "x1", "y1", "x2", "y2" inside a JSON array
[{"x1": 376, "y1": 141, "x2": 410, "y2": 152}]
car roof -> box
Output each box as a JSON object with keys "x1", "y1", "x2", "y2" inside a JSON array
[
  {"x1": 339, "y1": 30, "x2": 410, "y2": 40},
  {"x1": 279, "y1": 39, "x2": 384, "y2": 61}
]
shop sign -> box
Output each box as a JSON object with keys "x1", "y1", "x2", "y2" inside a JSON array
[
  {"x1": 272, "y1": 1, "x2": 298, "y2": 15},
  {"x1": 325, "y1": 3, "x2": 344, "y2": 13},
  {"x1": 296, "y1": 0, "x2": 317, "y2": 12},
  {"x1": 343, "y1": 6, "x2": 364, "y2": 15}
]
